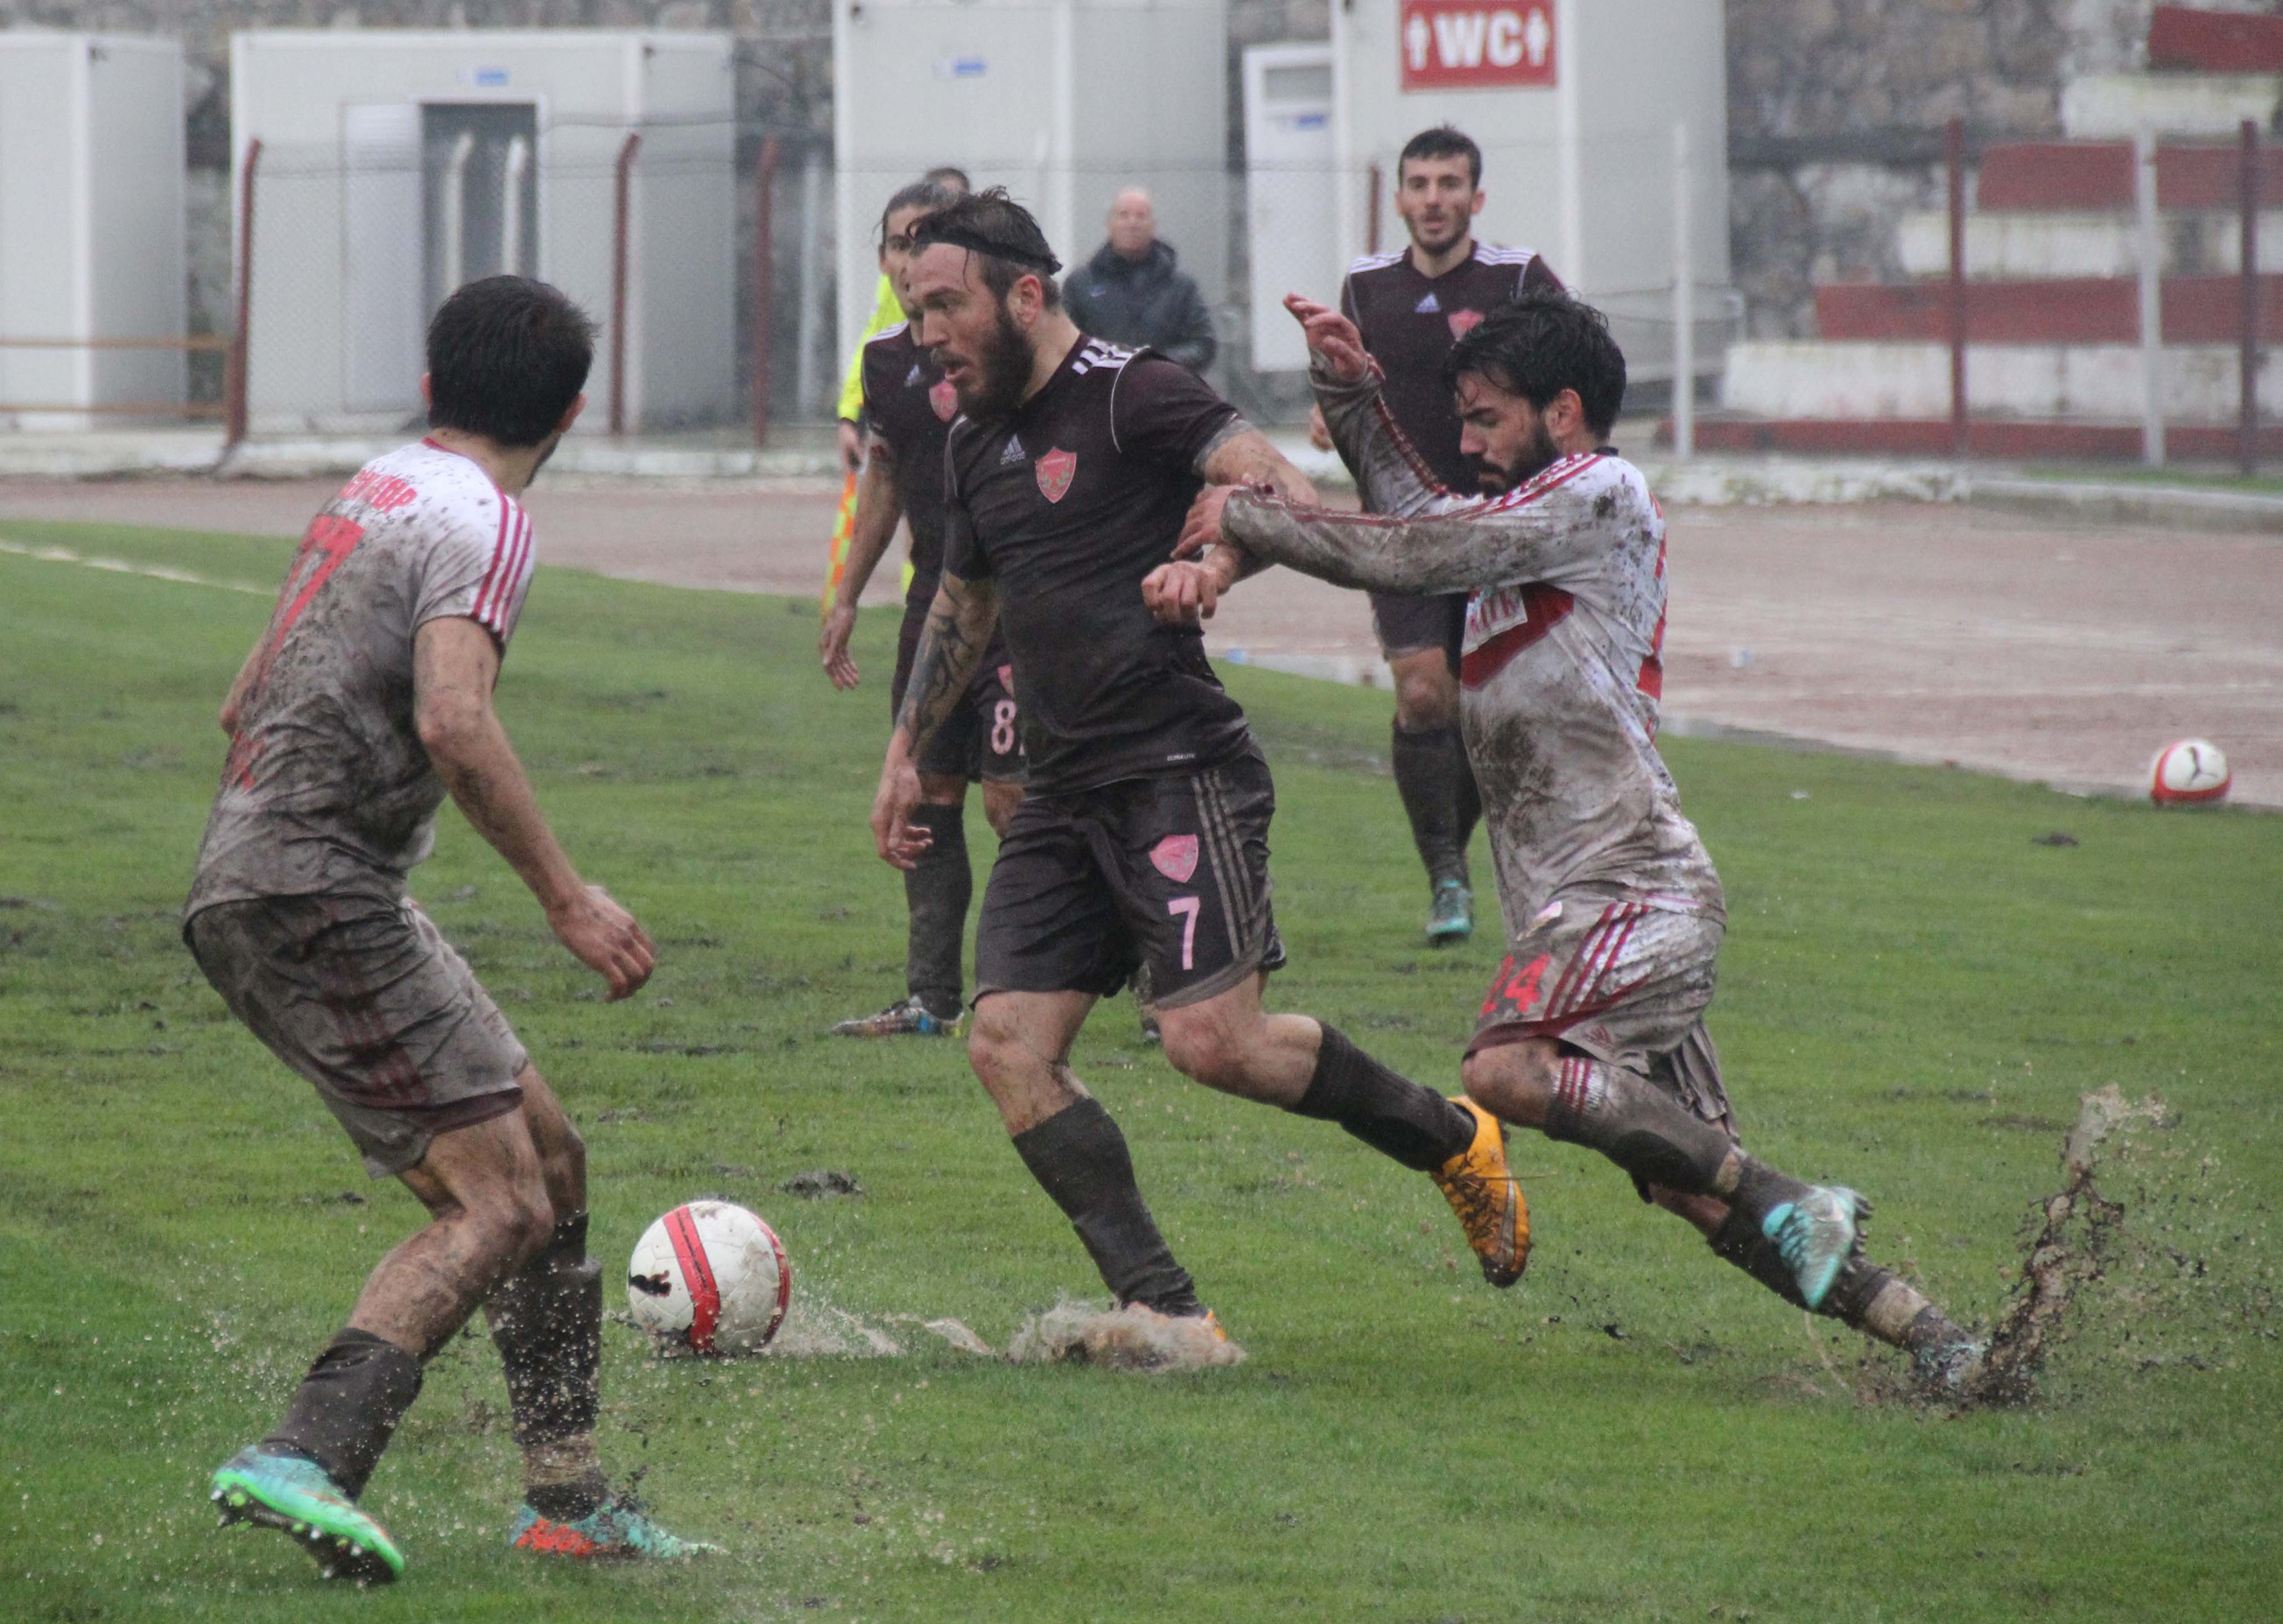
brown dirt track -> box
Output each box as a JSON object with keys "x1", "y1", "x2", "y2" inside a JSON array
[{"x1": 4, "y1": 475, "x2": 2273, "y2": 807}]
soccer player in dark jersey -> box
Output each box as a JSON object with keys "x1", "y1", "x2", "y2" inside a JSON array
[
  {"x1": 185, "y1": 278, "x2": 713, "y2": 1581},
  {"x1": 821, "y1": 179, "x2": 1026, "y2": 1037},
  {"x1": 868, "y1": 192, "x2": 1527, "y2": 1354},
  {"x1": 1324, "y1": 126, "x2": 1562, "y2": 947},
  {"x1": 1170, "y1": 287, "x2": 1986, "y2": 1393}
]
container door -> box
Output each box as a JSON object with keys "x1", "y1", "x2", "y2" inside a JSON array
[
  {"x1": 421, "y1": 103, "x2": 539, "y2": 314},
  {"x1": 1243, "y1": 46, "x2": 1336, "y2": 372},
  {"x1": 342, "y1": 102, "x2": 424, "y2": 415}
]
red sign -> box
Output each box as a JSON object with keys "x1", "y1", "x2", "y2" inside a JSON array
[{"x1": 1399, "y1": 0, "x2": 1556, "y2": 91}]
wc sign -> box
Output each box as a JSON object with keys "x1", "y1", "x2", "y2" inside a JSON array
[{"x1": 1399, "y1": 0, "x2": 1556, "y2": 90}]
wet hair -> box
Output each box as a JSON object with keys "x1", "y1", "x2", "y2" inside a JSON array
[
  {"x1": 909, "y1": 188, "x2": 1064, "y2": 308},
  {"x1": 1399, "y1": 125, "x2": 1484, "y2": 189},
  {"x1": 880, "y1": 179, "x2": 959, "y2": 244},
  {"x1": 1442, "y1": 287, "x2": 1627, "y2": 438},
  {"x1": 425, "y1": 276, "x2": 595, "y2": 448},
  {"x1": 923, "y1": 165, "x2": 972, "y2": 193}
]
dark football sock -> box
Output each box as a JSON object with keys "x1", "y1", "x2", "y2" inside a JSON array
[
  {"x1": 1541, "y1": 1051, "x2": 1767, "y2": 1202},
  {"x1": 263, "y1": 1327, "x2": 425, "y2": 1500},
  {"x1": 1011, "y1": 1096, "x2": 1202, "y2": 1317},
  {"x1": 1391, "y1": 723, "x2": 1471, "y2": 891},
  {"x1": 485, "y1": 1213, "x2": 606, "y2": 1521},
  {"x1": 1709, "y1": 1207, "x2": 1955, "y2": 1351},
  {"x1": 1292, "y1": 1023, "x2": 1477, "y2": 1171},
  {"x1": 904, "y1": 802, "x2": 971, "y2": 1020},
  {"x1": 1454, "y1": 742, "x2": 1483, "y2": 859}
]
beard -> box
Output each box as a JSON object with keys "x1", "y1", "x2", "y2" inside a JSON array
[
  {"x1": 1478, "y1": 418, "x2": 1562, "y2": 493},
  {"x1": 956, "y1": 305, "x2": 1036, "y2": 420}
]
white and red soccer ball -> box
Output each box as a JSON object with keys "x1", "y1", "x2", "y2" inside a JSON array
[
  {"x1": 626, "y1": 1200, "x2": 789, "y2": 1355},
  {"x1": 2148, "y1": 739, "x2": 2230, "y2": 806}
]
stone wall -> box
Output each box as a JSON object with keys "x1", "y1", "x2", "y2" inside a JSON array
[{"x1": 1726, "y1": 0, "x2": 2155, "y2": 337}]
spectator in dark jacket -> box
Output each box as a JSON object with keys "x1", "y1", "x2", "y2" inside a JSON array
[{"x1": 1064, "y1": 188, "x2": 1218, "y2": 373}]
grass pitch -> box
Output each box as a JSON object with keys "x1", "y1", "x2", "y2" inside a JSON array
[{"x1": 1, "y1": 517, "x2": 2277, "y2": 1622}]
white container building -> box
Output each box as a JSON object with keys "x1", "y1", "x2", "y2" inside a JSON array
[
  {"x1": 0, "y1": 33, "x2": 186, "y2": 429},
  {"x1": 832, "y1": 0, "x2": 1229, "y2": 383},
  {"x1": 229, "y1": 29, "x2": 736, "y2": 435},
  {"x1": 1329, "y1": 0, "x2": 1730, "y2": 384}
]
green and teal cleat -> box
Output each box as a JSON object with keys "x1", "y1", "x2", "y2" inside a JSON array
[
  {"x1": 1761, "y1": 1185, "x2": 1867, "y2": 1311},
  {"x1": 210, "y1": 1445, "x2": 404, "y2": 1585},
  {"x1": 831, "y1": 995, "x2": 963, "y2": 1038},
  {"x1": 509, "y1": 1497, "x2": 721, "y2": 1560},
  {"x1": 1426, "y1": 880, "x2": 1473, "y2": 945}
]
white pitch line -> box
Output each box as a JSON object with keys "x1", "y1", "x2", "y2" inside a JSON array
[{"x1": 0, "y1": 538, "x2": 270, "y2": 595}]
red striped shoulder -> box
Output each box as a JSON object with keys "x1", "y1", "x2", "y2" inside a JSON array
[
  {"x1": 1486, "y1": 452, "x2": 1604, "y2": 510},
  {"x1": 471, "y1": 494, "x2": 533, "y2": 635}
]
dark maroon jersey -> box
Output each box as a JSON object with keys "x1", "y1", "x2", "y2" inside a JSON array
[
  {"x1": 942, "y1": 336, "x2": 1249, "y2": 795},
  {"x1": 1339, "y1": 242, "x2": 1561, "y2": 494},
  {"x1": 860, "y1": 320, "x2": 961, "y2": 605}
]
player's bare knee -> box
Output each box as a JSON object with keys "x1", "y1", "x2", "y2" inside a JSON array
[
  {"x1": 966, "y1": 1000, "x2": 1023, "y2": 1083},
  {"x1": 1156, "y1": 1009, "x2": 1245, "y2": 1092},
  {"x1": 982, "y1": 781, "x2": 1022, "y2": 840},
  {"x1": 1461, "y1": 1044, "x2": 1554, "y2": 1126}
]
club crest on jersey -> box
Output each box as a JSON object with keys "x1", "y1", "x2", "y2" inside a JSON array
[
  {"x1": 1448, "y1": 309, "x2": 1486, "y2": 340},
  {"x1": 1414, "y1": 292, "x2": 1441, "y2": 314},
  {"x1": 1035, "y1": 447, "x2": 1077, "y2": 503},
  {"x1": 1149, "y1": 834, "x2": 1198, "y2": 883},
  {"x1": 929, "y1": 379, "x2": 958, "y2": 422}
]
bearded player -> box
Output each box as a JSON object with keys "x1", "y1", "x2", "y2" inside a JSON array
[
  {"x1": 1324, "y1": 126, "x2": 1562, "y2": 946},
  {"x1": 822, "y1": 179, "x2": 1027, "y2": 1037},
  {"x1": 869, "y1": 192, "x2": 1526, "y2": 1354},
  {"x1": 1167, "y1": 288, "x2": 1985, "y2": 1390},
  {"x1": 185, "y1": 277, "x2": 714, "y2": 1581}
]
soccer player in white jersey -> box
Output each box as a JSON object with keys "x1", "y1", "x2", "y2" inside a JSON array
[
  {"x1": 186, "y1": 277, "x2": 713, "y2": 1581},
  {"x1": 1161, "y1": 288, "x2": 1984, "y2": 1391}
]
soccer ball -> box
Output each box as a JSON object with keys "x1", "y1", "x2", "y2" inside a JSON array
[
  {"x1": 626, "y1": 1200, "x2": 790, "y2": 1355},
  {"x1": 2149, "y1": 739, "x2": 2230, "y2": 806}
]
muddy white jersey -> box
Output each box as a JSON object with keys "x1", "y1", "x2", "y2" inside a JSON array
[
  {"x1": 188, "y1": 439, "x2": 537, "y2": 915},
  {"x1": 1219, "y1": 368, "x2": 1723, "y2": 934}
]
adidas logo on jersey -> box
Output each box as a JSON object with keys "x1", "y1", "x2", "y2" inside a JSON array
[
  {"x1": 1000, "y1": 434, "x2": 1028, "y2": 465},
  {"x1": 1414, "y1": 292, "x2": 1442, "y2": 313},
  {"x1": 905, "y1": 363, "x2": 924, "y2": 386},
  {"x1": 1070, "y1": 340, "x2": 1136, "y2": 376}
]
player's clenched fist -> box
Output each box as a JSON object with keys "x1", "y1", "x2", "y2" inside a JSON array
[
  {"x1": 547, "y1": 882, "x2": 656, "y2": 1001},
  {"x1": 1282, "y1": 293, "x2": 1372, "y2": 384}
]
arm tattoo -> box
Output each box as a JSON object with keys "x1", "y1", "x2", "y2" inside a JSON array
[
  {"x1": 1195, "y1": 421, "x2": 1316, "y2": 504},
  {"x1": 894, "y1": 573, "x2": 999, "y2": 749}
]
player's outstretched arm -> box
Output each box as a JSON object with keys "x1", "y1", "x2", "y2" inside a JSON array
[
  {"x1": 820, "y1": 435, "x2": 906, "y2": 689},
  {"x1": 872, "y1": 571, "x2": 999, "y2": 869},
  {"x1": 414, "y1": 615, "x2": 655, "y2": 1000},
  {"x1": 1141, "y1": 418, "x2": 1321, "y2": 624},
  {"x1": 1186, "y1": 472, "x2": 1605, "y2": 599},
  {"x1": 1282, "y1": 293, "x2": 1451, "y2": 522}
]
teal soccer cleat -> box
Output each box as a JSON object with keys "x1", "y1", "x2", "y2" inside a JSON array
[
  {"x1": 210, "y1": 1445, "x2": 404, "y2": 1585},
  {"x1": 1426, "y1": 880, "x2": 1473, "y2": 945},
  {"x1": 509, "y1": 1496, "x2": 722, "y2": 1561},
  {"x1": 1761, "y1": 1186, "x2": 1867, "y2": 1311}
]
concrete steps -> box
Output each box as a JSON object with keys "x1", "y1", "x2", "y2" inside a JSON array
[
  {"x1": 1677, "y1": 418, "x2": 2283, "y2": 460},
  {"x1": 2147, "y1": 5, "x2": 2283, "y2": 74},
  {"x1": 1723, "y1": 341, "x2": 2278, "y2": 422},
  {"x1": 1816, "y1": 276, "x2": 2283, "y2": 344},
  {"x1": 2059, "y1": 72, "x2": 2279, "y2": 139}
]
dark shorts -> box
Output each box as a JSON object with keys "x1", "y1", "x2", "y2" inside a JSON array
[
  {"x1": 974, "y1": 753, "x2": 1286, "y2": 1011},
  {"x1": 893, "y1": 595, "x2": 1027, "y2": 784},
  {"x1": 1370, "y1": 589, "x2": 1468, "y2": 671},
  {"x1": 1466, "y1": 889, "x2": 1734, "y2": 1143},
  {"x1": 186, "y1": 895, "x2": 529, "y2": 1178}
]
